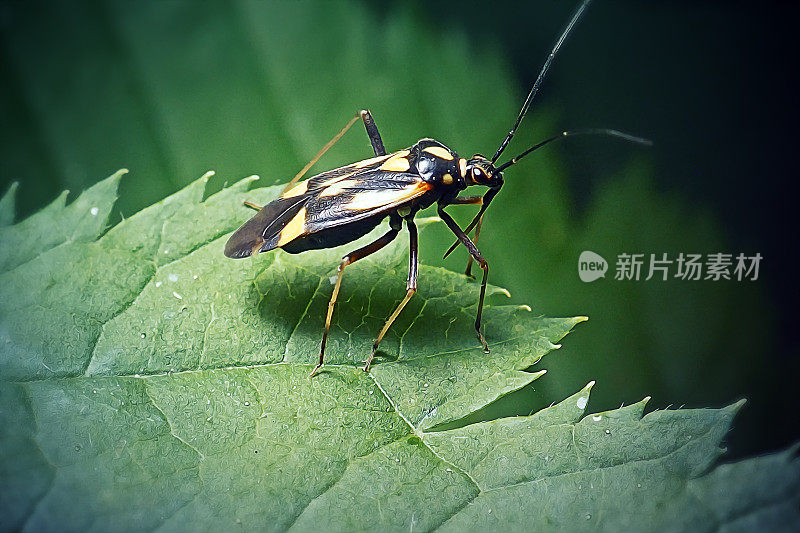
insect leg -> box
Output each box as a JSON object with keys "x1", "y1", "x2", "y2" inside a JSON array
[
  {"x1": 447, "y1": 196, "x2": 484, "y2": 276},
  {"x1": 283, "y1": 113, "x2": 361, "y2": 193},
  {"x1": 437, "y1": 207, "x2": 491, "y2": 353},
  {"x1": 364, "y1": 217, "x2": 418, "y2": 372},
  {"x1": 465, "y1": 216, "x2": 483, "y2": 278},
  {"x1": 449, "y1": 195, "x2": 483, "y2": 205},
  {"x1": 311, "y1": 218, "x2": 401, "y2": 378},
  {"x1": 359, "y1": 109, "x2": 386, "y2": 156},
  {"x1": 443, "y1": 188, "x2": 500, "y2": 260},
  {"x1": 282, "y1": 109, "x2": 386, "y2": 195},
  {"x1": 243, "y1": 200, "x2": 263, "y2": 211}
]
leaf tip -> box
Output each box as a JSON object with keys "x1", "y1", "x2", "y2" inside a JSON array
[
  {"x1": 4, "y1": 181, "x2": 20, "y2": 197},
  {"x1": 0, "y1": 181, "x2": 19, "y2": 225},
  {"x1": 104, "y1": 168, "x2": 128, "y2": 190},
  {"x1": 730, "y1": 398, "x2": 747, "y2": 413},
  {"x1": 90, "y1": 170, "x2": 125, "y2": 209},
  {"x1": 574, "y1": 381, "x2": 595, "y2": 411}
]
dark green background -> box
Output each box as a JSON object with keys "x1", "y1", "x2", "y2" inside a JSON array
[{"x1": 1, "y1": 0, "x2": 797, "y2": 458}]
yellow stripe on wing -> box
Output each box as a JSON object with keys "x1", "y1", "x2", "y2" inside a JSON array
[
  {"x1": 351, "y1": 153, "x2": 393, "y2": 169},
  {"x1": 277, "y1": 207, "x2": 307, "y2": 247},
  {"x1": 281, "y1": 179, "x2": 309, "y2": 199},
  {"x1": 379, "y1": 150, "x2": 411, "y2": 172},
  {"x1": 319, "y1": 180, "x2": 356, "y2": 198},
  {"x1": 344, "y1": 181, "x2": 432, "y2": 211}
]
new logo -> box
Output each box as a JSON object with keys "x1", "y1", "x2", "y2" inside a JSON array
[{"x1": 578, "y1": 251, "x2": 608, "y2": 282}]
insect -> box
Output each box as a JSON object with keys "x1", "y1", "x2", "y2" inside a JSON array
[{"x1": 224, "y1": 0, "x2": 648, "y2": 377}]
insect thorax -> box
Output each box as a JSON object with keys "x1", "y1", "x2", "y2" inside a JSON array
[{"x1": 411, "y1": 139, "x2": 467, "y2": 192}]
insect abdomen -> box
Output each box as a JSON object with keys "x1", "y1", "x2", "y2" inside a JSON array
[{"x1": 281, "y1": 213, "x2": 384, "y2": 254}]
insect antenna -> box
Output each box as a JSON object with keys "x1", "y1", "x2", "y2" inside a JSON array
[
  {"x1": 491, "y1": 0, "x2": 593, "y2": 164},
  {"x1": 496, "y1": 128, "x2": 652, "y2": 172},
  {"x1": 443, "y1": 129, "x2": 651, "y2": 260}
]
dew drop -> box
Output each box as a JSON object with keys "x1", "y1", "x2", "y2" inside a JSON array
[
  {"x1": 585, "y1": 514, "x2": 591, "y2": 520},
  {"x1": 605, "y1": 429, "x2": 611, "y2": 435},
  {"x1": 244, "y1": 401, "x2": 250, "y2": 406},
  {"x1": 168, "y1": 273, "x2": 178, "y2": 282},
  {"x1": 75, "y1": 444, "x2": 82, "y2": 452},
  {"x1": 140, "y1": 333, "x2": 146, "y2": 339},
  {"x1": 637, "y1": 483, "x2": 642, "y2": 488},
  {"x1": 90, "y1": 207, "x2": 99, "y2": 216},
  {"x1": 576, "y1": 396, "x2": 588, "y2": 409},
  {"x1": 155, "y1": 281, "x2": 162, "y2": 288},
  {"x1": 206, "y1": 416, "x2": 212, "y2": 422}
]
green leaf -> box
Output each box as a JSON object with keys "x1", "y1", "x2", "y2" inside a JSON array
[
  {"x1": 0, "y1": 169, "x2": 125, "y2": 272},
  {"x1": 1, "y1": 175, "x2": 797, "y2": 532}
]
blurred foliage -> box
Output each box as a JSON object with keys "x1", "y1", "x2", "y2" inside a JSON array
[{"x1": 0, "y1": 0, "x2": 778, "y2": 455}]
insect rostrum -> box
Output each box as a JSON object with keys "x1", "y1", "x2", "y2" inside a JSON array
[{"x1": 224, "y1": 0, "x2": 648, "y2": 377}]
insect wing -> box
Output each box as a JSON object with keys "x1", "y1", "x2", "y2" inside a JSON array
[
  {"x1": 224, "y1": 153, "x2": 431, "y2": 258},
  {"x1": 223, "y1": 194, "x2": 308, "y2": 258},
  {"x1": 302, "y1": 170, "x2": 431, "y2": 234}
]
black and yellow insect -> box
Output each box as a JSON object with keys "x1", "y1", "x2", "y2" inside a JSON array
[{"x1": 225, "y1": 0, "x2": 648, "y2": 377}]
